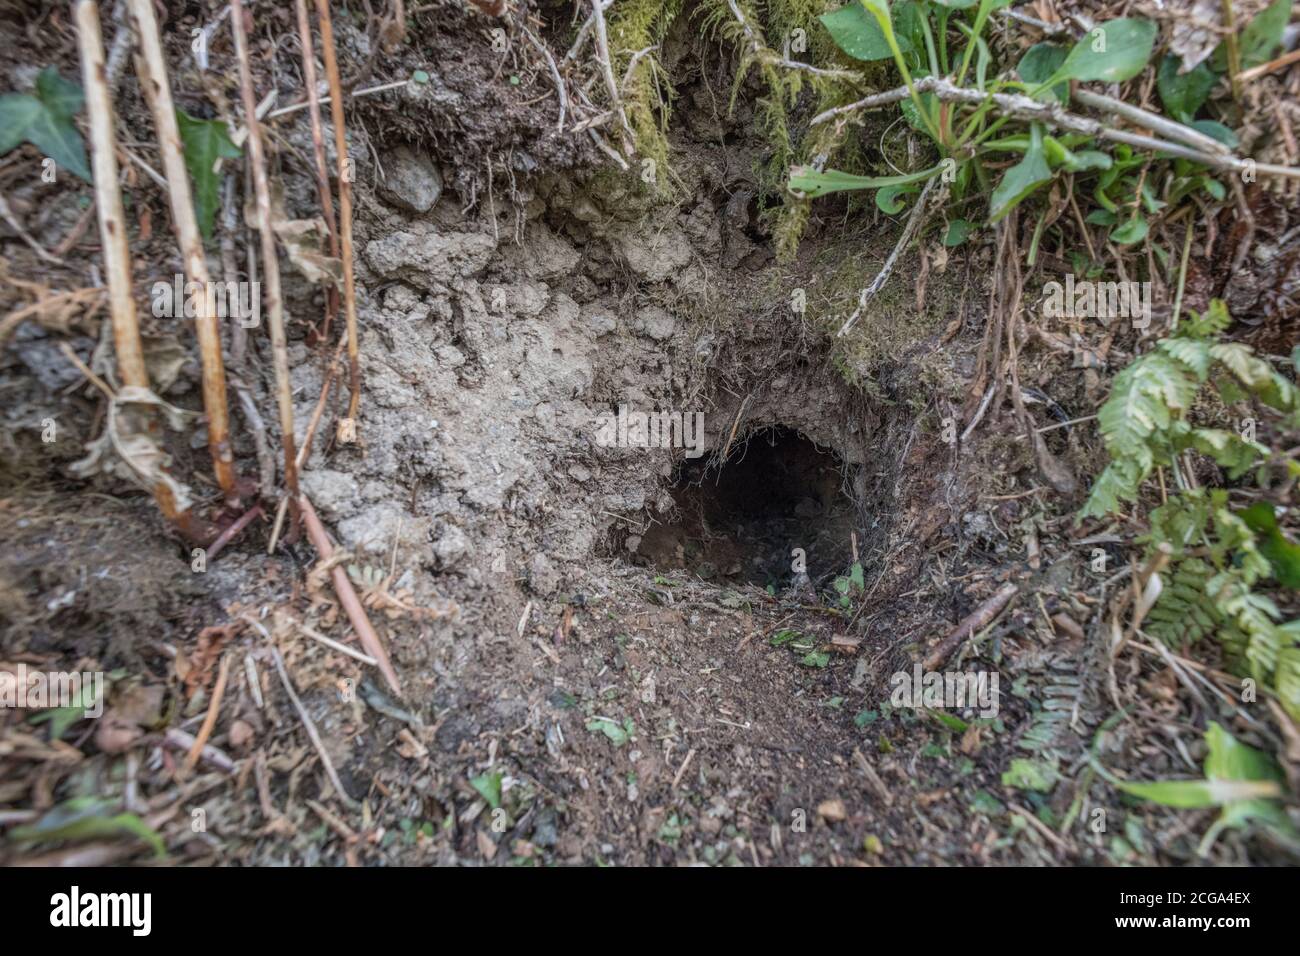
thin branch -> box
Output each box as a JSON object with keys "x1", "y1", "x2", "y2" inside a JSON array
[
  {"x1": 269, "y1": 646, "x2": 358, "y2": 808},
  {"x1": 231, "y1": 0, "x2": 300, "y2": 497},
  {"x1": 838, "y1": 175, "x2": 942, "y2": 338},
  {"x1": 298, "y1": 492, "x2": 403, "y2": 696},
  {"x1": 75, "y1": 2, "x2": 147, "y2": 392},
  {"x1": 129, "y1": 0, "x2": 237, "y2": 498},
  {"x1": 522, "y1": 23, "x2": 567, "y2": 132},
  {"x1": 590, "y1": 0, "x2": 633, "y2": 155},
  {"x1": 1072, "y1": 88, "x2": 1229, "y2": 156},
  {"x1": 314, "y1": 0, "x2": 363, "y2": 428},
  {"x1": 726, "y1": 0, "x2": 861, "y2": 81},
  {"x1": 293, "y1": 0, "x2": 341, "y2": 342},
  {"x1": 812, "y1": 76, "x2": 1300, "y2": 180}
]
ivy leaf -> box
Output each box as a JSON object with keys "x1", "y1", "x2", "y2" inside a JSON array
[
  {"x1": 1046, "y1": 18, "x2": 1157, "y2": 86},
  {"x1": 35, "y1": 66, "x2": 84, "y2": 119},
  {"x1": 0, "y1": 66, "x2": 90, "y2": 182},
  {"x1": 819, "y1": 2, "x2": 908, "y2": 61},
  {"x1": 176, "y1": 108, "x2": 242, "y2": 240},
  {"x1": 989, "y1": 123, "x2": 1053, "y2": 221},
  {"x1": 1157, "y1": 54, "x2": 1216, "y2": 123},
  {"x1": 0, "y1": 94, "x2": 41, "y2": 154},
  {"x1": 1018, "y1": 42, "x2": 1068, "y2": 102}
]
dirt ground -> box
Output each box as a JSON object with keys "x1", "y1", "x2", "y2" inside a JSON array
[{"x1": 1, "y1": 0, "x2": 1297, "y2": 867}]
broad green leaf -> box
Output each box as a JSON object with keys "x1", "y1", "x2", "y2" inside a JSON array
[
  {"x1": 469, "y1": 772, "x2": 503, "y2": 809},
  {"x1": 800, "y1": 650, "x2": 831, "y2": 668},
  {"x1": 1047, "y1": 18, "x2": 1157, "y2": 86},
  {"x1": 1110, "y1": 216, "x2": 1149, "y2": 245},
  {"x1": 1019, "y1": 42, "x2": 1068, "y2": 102},
  {"x1": 1002, "y1": 757, "x2": 1059, "y2": 792},
  {"x1": 944, "y1": 218, "x2": 975, "y2": 246},
  {"x1": 789, "y1": 163, "x2": 939, "y2": 198},
  {"x1": 1239, "y1": 503, "x2": 1300, "y2": 588},
  {"x1": 819, "y1": 2, "x2": 908, "y2": 61},
  {"x1": 1215, "y1": 0, "x2": 1293, "y2": 70},
  {"x1": 586, "y1": 717, "x2": 631, "y2": 746},
  {"x1": 989, "y1": 123, "x2": 1053, "y2": 221},
  {"x1": 176, "y1": 108, "x2": 242, "y2": 240},
  {"x1": 0, "y1": 93, "x2": 41, "y2": 154},
  {"x1": 1192, "y1": 119, "x2": 1238, "y2": 148},
  {"x1": 26, "y1": 107, "x2": 90, "y2": 182},
  {"x1": 0, "y1": 69, "x2": 90, "y2": 182},
  {"x1": 1157, "y1": 54, "x2": 1215, "y2": 123},
  {"x1": 35, "y1": 66, "x2": 84, "y2": 120}
]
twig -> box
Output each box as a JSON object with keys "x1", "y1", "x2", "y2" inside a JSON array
[
  {"x1": 75, "y1": 1, "x2": 147, "y2": 393},
  {"x1": 922, "y1": 582, "x2": 1018, "y2": 671},
  {"x1": 269, "y1": 646, "x2": 358, "y2": 808},
  {"x1": 522, "y1": 24, "x2": 567, "y2": 132},
  {"x1": 725, "y1": 0, "x2": 861, "y2": 81},
  {"x1": 0, "y1": 192, "x2": 63, "y2": 264},
  {"x1": 1071, "y1": 89, "x2": 1229, "y2": 156},
  {"x1": 130, "y1": 0, "x2": 237, "y2": 498},
  {"x1": 232, "y1": 0, "x2": 300, "y2": 497},
  {"x1": 204, "y1": 503, "x2": 263, "y2": 561},
  {"x1": 314, "y1": 0, "x2": 363, "y2": 429},
  {"x1": 590, "y1": 0, "x2": 633, "y2": 155},
  {"x1": 76, "y1": 0, "x2": 198, "y2": 533},
  {"x1": 298, "y1": 492, "x2": 403, "y2": 696},
  {"x1": 293, "y1": 0, "x2": 341, "y2": 342},
  {"x1": 838, "y1": 175, "x2": 941, "y2": 337},
  {"x1": 671, "y1": 747, "x2": 696, "y2": 790},
  {"x1": 811, "y1": 76, "x2": 1300, "y2": 180},
  {"x1": 1239, "y1": 47, "x2": 1300, "y2": 82},
  {"x1": 266, "y1": 79, "x2": 408, "y2": 119},
  {"x1": 285, "y1": 613, "x2": 379, "y2": 666},
  {"x1": 183, "y1": 653, "x2": 231, "y2": 772}
]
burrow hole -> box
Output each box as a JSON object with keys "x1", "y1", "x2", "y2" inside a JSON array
[{"x1": 635, "y1": 427, "x2": 860, "y2": 588}]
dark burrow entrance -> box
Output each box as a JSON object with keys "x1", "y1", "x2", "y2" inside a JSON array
[{"x1": 635, "y1": 427, "x2": 860, "y2": 589}]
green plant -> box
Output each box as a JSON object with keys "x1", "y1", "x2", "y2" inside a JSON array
[
  {"x1": 176, "y1": 108, "x2": 242, "y2": 240},
  {"x1": 831, "y1": 560, "x2": 865, "y2": 607},
  {"x1": 784, "y1": 2, "x2": 1284, "y2": 250},
  {"x1": 1094, "y1": 722, "x2": 1296, "y2": 856},
  {"x1": 0, "y1": 66, "x2": 90, "y2": 181},
  {"x1": 1080, "y1": 301, "x2": 1300, "y2": 717}
]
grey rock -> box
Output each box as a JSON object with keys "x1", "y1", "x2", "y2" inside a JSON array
[{"x1": 378, "y1": 145, "x2": 443, "y2": 213}]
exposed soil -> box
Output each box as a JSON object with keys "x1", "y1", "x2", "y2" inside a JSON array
[{"x1": 1, "y1": 0, "x2": 1296, "y2": 869}]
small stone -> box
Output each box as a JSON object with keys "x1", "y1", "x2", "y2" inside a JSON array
[
  {"x1": 432, "y1": 523, "x2": 469, "y2": 569},
  {"x1": 816, "y1": 798, "x2": 847, "y2": 823},
  {"x1": 378, "y1": 145, "x2": 442, "y2": 213},
  {"x1": 633, "y1": 306, "x2": 675, "y2": 341}
]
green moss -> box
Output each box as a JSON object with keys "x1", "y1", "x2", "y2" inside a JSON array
[{"x1": 608, "y1": 0, "x2": 685, "y2": 198}]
